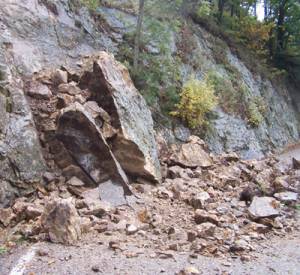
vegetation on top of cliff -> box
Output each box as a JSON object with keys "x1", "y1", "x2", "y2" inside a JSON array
[
  {"x1": 191, "y1": 0, "x2": 300, "y2": 84},
  {"x1": 78, "y1": 0, "x2": 299, "y2": 130}
]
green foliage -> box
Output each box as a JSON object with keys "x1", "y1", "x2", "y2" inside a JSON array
[
  {"x1": 0, "y1": 246, "x2": 7, "y2": 255},
  {"x1": 191, "y1": 0, "x2": 300, "y2": 86},
  {"x1": 117, "y1": 1, "x2": 183, "y2": 111},
  {"x1": 211, "y1": 38, "x2": 228, "y2": 65},
  {"x1": 207, "y1": 71, "x2": 242, "y2": 114},
  {"x1": 172, "y1": 76, "x2": 217, "y2": 128},
  {"x1": 80, "y1": 0, "x2": 99, "y2": 10},
  {"x1": 235, "y1": 16, "x2": 274, "y2": 58},
  {"x1": 246, "y1": 100, "x2": 264, "y2": 127},
  {"x1": 197, "y1": 1, "x2": 211, "y2": 17},
  {"x1": 207, "y1": 71, "x2": 266, "y2": 127}
]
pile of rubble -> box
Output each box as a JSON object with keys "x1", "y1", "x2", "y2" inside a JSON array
[
  {"x1": 0, "y1": 52, "x2": 299, "y2": 261},
  {"x1": 0, "y1": 135, "x2": 299, "y2": 260},
  {"x1": 23, "y1": 51, "x2": 161, "y2": 205}
]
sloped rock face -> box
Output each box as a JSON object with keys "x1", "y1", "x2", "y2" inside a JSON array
[
  {"x1": 0, "y1": 0, "x2": 298, "y2": 167},
  {"x1": 80, "y1": 52, "x2": 161, "y2": 183},
  {"x1": 0, "y1": 53, "x2": 46, "y2": 207},
  {"x1": 206, "y1": 52, "x2": 299, "y2": 159}
]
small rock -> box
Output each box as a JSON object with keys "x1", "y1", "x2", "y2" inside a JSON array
[
  {"x1": 126, "y1": 224, "x2": 138, "y2": 235},
  {"x1": 248, "y1": 222, "x2": 269, "y2": 234},
  {"x1": 26, "y1": 204, "x2": 43, "y2": 220},
  {"x1": 109, "y1": 240, "x2": 120, "y2": 250},
  {"x1": 241, "y1": 255, "x2": 251, "y2": 262},
  {"x1": 67, "y1": 176, "x2": 85, "y2": 187},
  {"x1": 274, "y1": 192, "x2": 298, "y2": 203},
  {"x1": 170, "y1": 136, "x2": 213, "y2": 168},
  {"x1": 58, "y1": 82, "x2": 82, "y2": 95},
  {"x1": 273, "y1": 176, "x2": 289, "y2": 192},
  {"x1": 190, "y1": 192, "x2": 211, "y2": 209},
  {"x1": 230, "y1": 239, "x2": 251, "y2": 252},
  {"x1": 168, "y1": 166, "x2": 191, "y2": 179},
  {"x1": 52, "y1": 69, "x2": 68, "y2": 85},
  {"x1": 91, "y1": 265, "x2": 100, "y2": 272},
  {"x1": 27, "y1": 81, "x2": 52, "y2": 99},
  {"x1": 222, "y1": 152, "x2": 240, "y2": 162},
  {"x1": 37, "y1": 249, "x2": 49, "y2": 257},
  {"x1": 168, "y1": 243, "x2": 178, "y2": 251},
  {"x1": 0, "y1": 208, "x2": 16, "y2": 226},
  {"x1": 57, "y1": 94, "x2": 75, "y2": 108},
  {"x1": 194, "y1": 209, "x2": 219, "y2": 225},
  {"x1": 292, "y1": 157, "x2": 300, "y2": 169},
  {"x1": 187, "y1": 231, "x2": 197, "y2": 242},
  {"x1": 248, "y1": 197, "x2": 280, "y2": 219},
  {"x1": 12, "y1": 200, "x2": 29, "y2": 220},
  {"x1": 222, "y1": 261, "x2": 232, "y2": 267},
  {"x1": 156, "y1": 187, "x2": 173, "y2": 199},
  {"x1": 196, "y1": 222, "x2": 216, "y2": 238},
  {"x1": 178, "y1": 266, "x2": 200, "y2": 275},
  {"x1": 43, "y1": 172, "x2": 56, "y2": 183}
]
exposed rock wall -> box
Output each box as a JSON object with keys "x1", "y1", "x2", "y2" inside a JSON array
[{"x1": 0, "y1": 51, "x2": 46, "y2": 207}]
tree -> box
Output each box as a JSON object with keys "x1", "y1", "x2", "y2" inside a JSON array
[
  {"x1": 267, "y1": 0, "x2": 300, "y2": 66},
  {"x1": 217, "y1": 0, "x2": 227, "y2": 21},
  {"x1": 133, "y1": 0, "x2": 145, "y2": 72}
]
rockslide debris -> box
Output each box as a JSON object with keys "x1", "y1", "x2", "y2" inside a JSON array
[{"x1": 0, "y1": 52, "x2": 299, "y2": 260}]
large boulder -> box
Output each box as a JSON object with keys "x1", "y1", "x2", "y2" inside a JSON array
[
  {"x1": 80, "y1": 52, "x2": 161, "y2": 183},
  {"x1": 248, "y1": 197, "x2": 280, "y2": 219},
  {"x1": 57, "y1": 102, "x2": 132, "y2": 204},
  {"x1": 41, "y1": 198, "x2": 81, "y2": 244},
  {"x1": 170, "y1": 136, "x2": 213, "y2": 168}
]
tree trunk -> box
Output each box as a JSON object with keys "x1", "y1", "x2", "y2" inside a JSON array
[
  {"x1": 230, "y1": 4, "x2": 234, "y2": 17},
  {"x1": 264, "y1": 0, "x2": 268, "y2": 18},
  {"x1": 276, "y1": 0, "x2": 287, "y2": 52},
  {"x1": 133, "y1": 0, "x2": 145, "y2": 72},
  {"x1": 218, "y1": 0, "x2": 225, "y2": 22},
  {"x1": 253, "y1": 0, "x2": 257, "y2": 17}
]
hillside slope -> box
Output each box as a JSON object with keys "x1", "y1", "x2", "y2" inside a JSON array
[{"x1": 0, "y1": 0, "x2": 299, "y2": 163}]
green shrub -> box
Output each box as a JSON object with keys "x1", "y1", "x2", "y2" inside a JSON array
[
  {"x1": 0, "y1": 246, "x2": 7, "y2": 255},
  {"x1": 171, "y1": 76, "x2": 217, "y2": 128},
  {"x1": 247, "y1": 100, "x2": 264, "y2": 127},
  {"x1": 117, "y1": 15, "x2": 182, "y2": 111},
  {"x1": 207, "y1": 71, "x2": 266, "y2": 127},
  {"x1": 207, "y1": 71, "x2": 241, "y2": 114},
  {"x1": 196, "y1": 1, "x2": 211, "y2": 17},
  {"x1": 80, "y1": 0, "x2": 99, "y2": 10},
  {"x1": 211, "y1": 38, "x2": 228, "y2": 65}
]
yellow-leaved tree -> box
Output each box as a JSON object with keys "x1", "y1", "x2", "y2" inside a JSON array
[{"x1": 172, "y1": 76, "x2": 217, "y2": 129}]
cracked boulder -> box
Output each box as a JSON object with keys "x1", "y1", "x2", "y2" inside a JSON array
[
  {"x1": 80, "y1": 52, "x2": 161, "y2": 183},
  {"x1": 56, "y1": 102, "x2": 132, "y2": 205}
]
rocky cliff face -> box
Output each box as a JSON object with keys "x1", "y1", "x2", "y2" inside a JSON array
[
  {"x1": 0, "y1": 0, "x2": 299, "y2": 206},
  {"x1": 0, "y1": 0, "x2": 162, "y2": 206}
]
